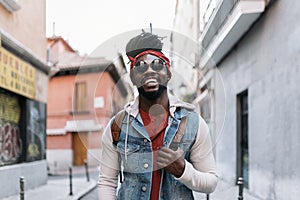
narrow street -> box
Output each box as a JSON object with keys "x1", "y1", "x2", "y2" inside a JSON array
[
  {"x1": 80, "y1": 185, "x2": 98, "y2": 200},
  {"x1": 48, "y1": 165, "x2": 99, "y2": 200},
  {"x1": 79, "y1": 171, "x2": 98, "y2": 200}
]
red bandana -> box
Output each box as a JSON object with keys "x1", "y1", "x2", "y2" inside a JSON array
[{"x1": 128, "y1": 50, "x2": 170, "y2": 69}]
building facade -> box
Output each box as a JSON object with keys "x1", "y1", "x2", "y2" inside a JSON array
[
  {"x1": 169, "y1": 0, "x2": 200, "y2": 100},
  {"x1": 46, "y1": 37, "x2": 128, "y2": 173},
  {"x1": 173, "y1": 0, "x2": 299, "y2": 199},
  {"x1": 0, "y1": 0, "x2": 50, "y2": 198}
]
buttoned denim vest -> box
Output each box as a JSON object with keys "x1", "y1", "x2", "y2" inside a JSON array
[{"x1": 116, "y1": 108, "x2": 199, "y2": 200}]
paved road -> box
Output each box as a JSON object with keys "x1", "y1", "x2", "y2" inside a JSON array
[
  {"x1": 48, "y1": 166, "x2": 99, "y2": 200},
  {"x1": 80, "y1": 186, "x2": 98, "y2": 200},
  {"x1": 78, "y1": 170, "x2": 99, "y2": 200}
]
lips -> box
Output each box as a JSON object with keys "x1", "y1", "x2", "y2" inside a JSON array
[
  {"x1": 144, "y1": 78, "x2": 158, "y2": 86},
  {"x1": 141, "y1": 77, "x2": 160, "y2": 90}
]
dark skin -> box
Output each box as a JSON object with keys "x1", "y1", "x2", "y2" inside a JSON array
[{"x1": 130, "y1": 54, "x2": 185, "y2": 178}]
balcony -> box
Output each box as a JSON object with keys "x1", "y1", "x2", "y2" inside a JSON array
[{"x1": 199, "y1": 0, "x2": 267, "y2": 68}]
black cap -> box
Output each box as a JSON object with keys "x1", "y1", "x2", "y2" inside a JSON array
[{"x1": 125, "y1": 32, "x2": 163, "y2": 58}]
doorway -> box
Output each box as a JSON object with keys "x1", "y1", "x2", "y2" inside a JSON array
[{"x1": 72, "y1": 132, "x2": 88, "y2": 165}]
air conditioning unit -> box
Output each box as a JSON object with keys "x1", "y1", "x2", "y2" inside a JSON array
[{"x1": 0, "y1": 0, "x2": 21, "y2": 12}]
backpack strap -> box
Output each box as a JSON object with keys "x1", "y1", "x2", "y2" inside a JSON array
[
  {"x1": 169, "y1": 116, "x2": 188, "y2": 151},
  {"x1": 111, "y1": 110, "x2": 126, "y2": 146},
  {"x1": 111, "y1": 110, "x2": 126, "y2": 184}
]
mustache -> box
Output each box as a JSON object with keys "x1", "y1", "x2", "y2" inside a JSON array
[{"x1": 140, "y1": 75, "x2": 161, "y2": 84}]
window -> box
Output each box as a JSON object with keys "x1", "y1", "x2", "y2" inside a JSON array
[
  {"x1": 74, "y1": 82, "x2": 87, "y2": 113},
  {"x1": 236, "y1": 90, "x2": 249, "y2": 188},
  {"x1": 199, "y1": 0, "x2": 220, "y2": 32}
]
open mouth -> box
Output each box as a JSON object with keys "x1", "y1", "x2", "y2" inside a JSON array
[
  {"x1": 145, "y1": 78, "x2": 158, "y2": 86},
  {"x1": 142, "y1": 78, "x2": 159, "y2": 90}
]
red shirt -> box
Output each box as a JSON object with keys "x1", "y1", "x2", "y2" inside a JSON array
[{"x1": 139, "y1": 108, "x2": 169, "y2": 200}]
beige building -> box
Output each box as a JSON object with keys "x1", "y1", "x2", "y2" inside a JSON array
[
  {"x1": 0, "y1": 0, "x2": 51, "y2": 198},
  {"x1": 0, "y1": 0, "x2": 47, "y2": 60}
]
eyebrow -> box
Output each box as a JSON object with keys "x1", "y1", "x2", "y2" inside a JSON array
[{"x1": 137, "y1": 58, "x2": 164, "y2": 63}]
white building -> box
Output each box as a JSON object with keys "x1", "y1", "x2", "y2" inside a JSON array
[{"x1": 172, "y1": 0, "x2": 300, "y2": 199}]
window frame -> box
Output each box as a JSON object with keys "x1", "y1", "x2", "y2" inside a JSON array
[
  {"x1": 73, "y1": 81, "x2": 88, "y2": 114},
  {"x1": 236, "y1": 90, "x2": 249, "y2": 188}
]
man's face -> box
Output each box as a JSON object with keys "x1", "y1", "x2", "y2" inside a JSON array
[{"x1": 130, "y1": 54, "x2": 171, "y2": 100}]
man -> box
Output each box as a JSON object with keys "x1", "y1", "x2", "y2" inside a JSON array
[{"x1": 98, "y1": 31, "x2": 218, "y2": 200}]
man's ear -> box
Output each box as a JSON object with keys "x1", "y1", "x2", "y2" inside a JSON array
[
  {"x1": 167, "y1": 68, "x2": 172, "y2": 80},
  {"x1": 130, "y1": 70, "x2": 137, "y2": 85}
]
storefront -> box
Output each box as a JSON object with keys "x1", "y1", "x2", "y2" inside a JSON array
[{"x1": 0, "y1": 33, "x2": 50, "y2": 198}]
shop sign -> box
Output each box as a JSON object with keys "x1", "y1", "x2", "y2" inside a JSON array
[{"x1": 0, "y1": 47, "x2": 35, "y2": 99}]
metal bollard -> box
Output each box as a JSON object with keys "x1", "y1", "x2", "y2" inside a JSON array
[
  {"x1": 20, "y1": 176, "x2": 25, "y2": 200},
  {"x1": 69, "y1": 166, "x2": 73, "y2": 196},
  {"x1": 84, "y1": 160, "x2": 90, "y2": 182},
  {"x1": 237, "y1": 177, "x2": 244, "y2": 200}
]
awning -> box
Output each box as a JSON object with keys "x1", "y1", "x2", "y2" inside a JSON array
[
  {"x1": 46, "y1": 129, "x2": 66, "y2": 136},
  {"x1": 64, "y1": 120, "x2": 103, "y2": 132}
]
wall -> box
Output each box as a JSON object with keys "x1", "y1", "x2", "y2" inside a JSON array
[
  {"x1": 214, "y1": 0, "x2": 300, "y2": 199},
  {"x1": 47, "y1": 71, "x2": 121, "y2": 127},
  {"x1": 0, "y1": 160, "x2": 47, "y2": 198},
  {"x1": 0, "y1": 0, "x2": 46, "y2": 60},
  {"x1": 170, "y1": 0, "x2": 200, "y2": 98},
  {"x1": 46, "y1": 132, "x2": 72, "y2": 174}
]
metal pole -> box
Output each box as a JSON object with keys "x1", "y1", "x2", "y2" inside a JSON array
[
  {"x1": 237, "y1": 177, "x2": 244, "y2": 200},
  {"x1": 69, "y1": 166, "x2": 73, "y2": 196},
  {"x1": 84, "y1": 160, "x2": 90, "y2": 182},
  {"x1": 206, "y1": 194, "x2": 210, "y2": 200},
  {"x1": 20, "y1": 176, "x2": 25, "y2": 200}
]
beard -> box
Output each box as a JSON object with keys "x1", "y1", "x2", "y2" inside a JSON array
[{"x1": 138, "y1": 85, "x2": 167, "y2": 100}]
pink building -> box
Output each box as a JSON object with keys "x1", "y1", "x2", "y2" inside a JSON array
[{"x1": 46, "y1": 36, "x2": 128, "y2": 173}]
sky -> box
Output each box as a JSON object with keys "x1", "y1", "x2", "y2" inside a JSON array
[{"x1": 46, "y1": 0, "x2": 177, "y2": 55}]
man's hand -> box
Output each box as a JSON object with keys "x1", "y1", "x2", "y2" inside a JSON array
[{"x1": 156, "y1": 147, "x2": 185, "y2": 178}]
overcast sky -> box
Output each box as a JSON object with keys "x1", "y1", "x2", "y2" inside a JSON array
[{"x1": 46, "y1": 0, "x2": 176, "y2": 55}]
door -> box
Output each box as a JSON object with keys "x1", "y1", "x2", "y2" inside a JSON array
[{"x1": 72, "y1": 132, "x2": 87, "y2": 165}]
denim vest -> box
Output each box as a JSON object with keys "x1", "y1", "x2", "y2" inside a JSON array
[{"x1": 116, "y1": 108, "x2": 199, "y2": 200}]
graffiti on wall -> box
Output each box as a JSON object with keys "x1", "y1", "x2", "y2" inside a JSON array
[
  {"x1": 0, "y1": 93, "x2": 22, "y2": 165},
  {"x1": 26, "y1": 100, "x2": 46, "y2": 161},
  {"x1": 0, "y1": 123, "x2": 22, "y2": 164}
]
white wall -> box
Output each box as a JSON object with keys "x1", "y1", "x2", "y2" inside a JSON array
[
  {"x1": 214, "y1": 0, "x2": 300, "y2": 199},
  {"x1": 0, "y1": 161, "x2": 47, "y2": 199},
  {"x1": 46, "y1": 149, "x2": 72, "y2": 174}
]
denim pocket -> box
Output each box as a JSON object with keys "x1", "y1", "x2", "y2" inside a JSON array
[
  {"x1": 117, "y1": 141, "x2": 141, "y2": 173},
  {"x1": 117, "y1": 141, "x2": 140, "y2": 155}
]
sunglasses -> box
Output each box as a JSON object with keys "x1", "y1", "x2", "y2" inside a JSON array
[{"x1": 133, "y1": 59, "x2": 166, "y2": 73}]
